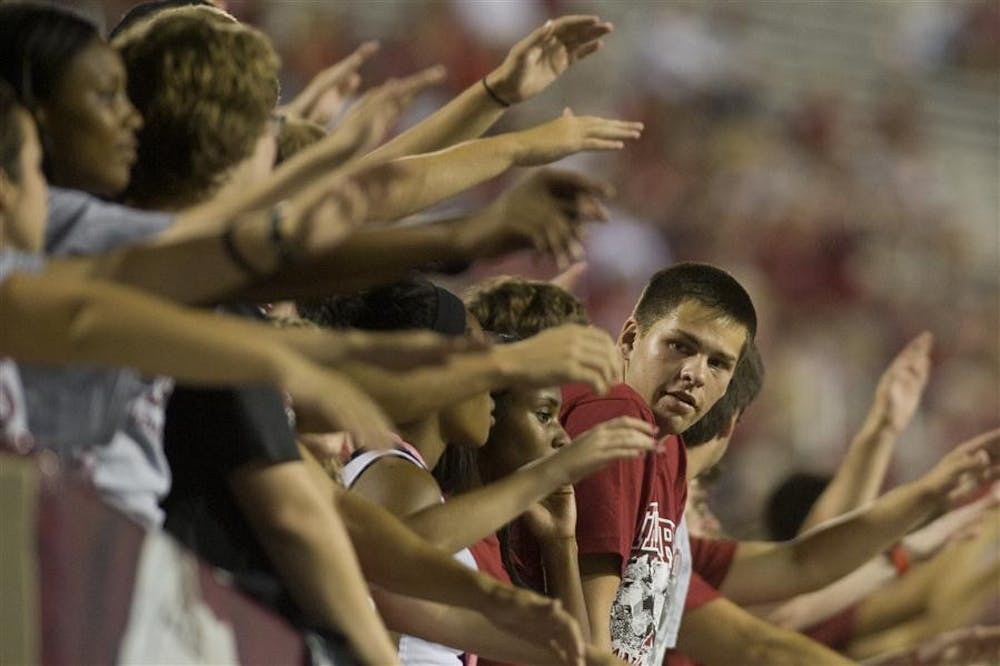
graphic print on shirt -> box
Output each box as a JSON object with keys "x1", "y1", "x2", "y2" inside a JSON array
[{"x1": 611, "y1": 501, "x2": 684, "y2": 665}]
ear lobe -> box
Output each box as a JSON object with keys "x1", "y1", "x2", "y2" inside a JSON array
[{"x1": 618, "y1": 317, "x2": 638, "y2": 361}]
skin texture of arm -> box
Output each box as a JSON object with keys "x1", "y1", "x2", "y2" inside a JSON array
[
  {"x1": 238, "y1": 168, "x2": 613, "y2": 302},
  {"x1": 337, "y1": 323, "x2": 620, "y2": 424},
  {"x1": 361, "y1": 15, "x2": 613, "y2": 164},
  {"x1": 358, "y1": 113, "x2": 641, "y2": 225},
  {"x1": 676, "y1": 597, "x2": 855, "y2": 666},
  {"x1": 578, "y1": 554, "x2": 621, "y2": 650},
  {"x1": 766, "y1": 491, "x2": 997, "y2": 631},
  {"x1": 846, "y1": 511, "x2": 1000, "y2": 660},
  {"x1": 0, "y1": 272, "x2": 393, "y2": 448},
  {"x1": 373, "y1": 591, "x2": 623, "y2": 666},
  {"x1": 352, "y1": 416, "x2": 654, "y2": 554},
  {"x1": 721, "y1": 428, "x2": 1000, "y2": 606},
  {"x1": 302, "y1": 455, "x2": 586, "y2": 665},
  {"x1": 228, "y1": 460, "x2": 400, "y2": 666},
  {"x1": 800, "y1": 333, "x2": 932, "y2": 533}
]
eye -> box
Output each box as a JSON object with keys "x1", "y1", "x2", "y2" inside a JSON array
[
  {"x1": 667, "y1": 340, "x2": 693, "y2": 355},
  {"x1": 535, "y1": 409, "x2": 554, "y2": 424},
  {"x1": 708, "y1": 357, "x2": 732, "y2": 372}
]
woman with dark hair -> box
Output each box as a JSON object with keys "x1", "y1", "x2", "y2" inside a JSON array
[{"x1": 0, "y1": 3, "x2": 142, "y2": 197}]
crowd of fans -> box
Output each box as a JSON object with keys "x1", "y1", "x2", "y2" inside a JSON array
[{"x1": 1, "y1": 1, "x2": 997, "y2": 665}]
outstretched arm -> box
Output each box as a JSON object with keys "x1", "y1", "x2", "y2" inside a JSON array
[
  {"x1": 362, "y1": 15, "x2": 613, "y2": 163},
  {"x1": 239, "y1": 169, "x2": 613, "y2": 301},
  {"x1": 387, "y1": 417, "x2": 655, "y2": 553},
  {"x1": 800, "y1": 333, "x2": 932, "y2": 533},
  {"x1": 338, "y1": 324, "x2": 620, "y2": 424},
  {"x1": 359, "y1": 111, "x2": 641, "y2": 224},
  {"x1": 721, "y1": 428, "x2": 1000, "y2": 606},
  {"x1": 317, "y1": 459, "x2": 585, "y2": 666},
  {"x1": 0, "y1": 272, "x2": 393, "y2": 449},
  {"x1": 766, "y1": 490, "x2": 997, "y2": 631},
  {"x1": 676, "y1": 597, "x2": 855, "y2": 666}
]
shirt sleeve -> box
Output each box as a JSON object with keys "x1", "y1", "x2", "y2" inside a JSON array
[
  {"x1": 45, "y1": 187, "x2": 174, "y2": 256},
  {"x1": 565, "y1": 395, "x2": 648, "y2": 569},
  {"x1": 689, "y1": 537, "x2": 738, "y2": 589},
  {"x1": 684, "y1": 571, "x2": 723, "y2": 612}
]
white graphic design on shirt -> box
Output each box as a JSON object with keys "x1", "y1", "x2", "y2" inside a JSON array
[{"x1": 611, "y1": 502, "x2": 687, "y2": 665}]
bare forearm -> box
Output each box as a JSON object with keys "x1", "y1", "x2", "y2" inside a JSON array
[
  {"x1": 336, "y1": 487, "x2": 505, "y2": 610},
  {"x1": 801, "y1": 416, "x2": 899, "y2": 533},
  {"x1": 362, "y1": 135, "x2": 520, "y2": 223},
  {"x1": 677, "y1": 599, "x2": 855, "y2": 666},
  {"x1": 237, "y1": 219, "x2": 468, "y2": 301},
  {"x1": 0, "y1": 274, "x2": 298, "y2": 389},
  {"x1": 361, "y1": 79, "x2": 505, "y2": 164},
  {"x1": 541, "y1": 539, "x2": 591, "y2": 640},
  {"x1": 767, "y1": 557, "x2": 895, "y2": 631},
  {"x1": 402, "y1": 463, "x2": 565, "y2": 552},
  {"x1": 232, "y1": 465, "x2": 397, "y2": 665},
  {"x1": 725, "y1": 481, "x2": 940, "y2": 605},
  {"x1": 375, "y1": 591, "x2": 561, "y2": 664}
]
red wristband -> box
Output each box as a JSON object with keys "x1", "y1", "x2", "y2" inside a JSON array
[{"x1": 888, "y1": 543, "x2": 910, "y2": 576}]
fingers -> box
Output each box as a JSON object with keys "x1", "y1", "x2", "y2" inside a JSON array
[{"x1": 550, "y1": 260, "x2": 588, "y2": 292}]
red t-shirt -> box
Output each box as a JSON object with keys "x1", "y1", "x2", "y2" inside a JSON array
[
  {"x1": 561, "y1": 383, "x2": 689, "y2": 666},
  {"x1": 685, "y1": 537, "x2": 738, "y2": 611}
]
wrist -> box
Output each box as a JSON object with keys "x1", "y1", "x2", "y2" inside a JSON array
[{"x1": 483, "y1": 68, "x2": 518, "y2": 106}]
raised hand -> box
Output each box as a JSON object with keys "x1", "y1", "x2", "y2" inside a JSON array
[
  {"x1": 921, "y1": 427, "x2": 1000, "y2": 507},
  {"x1": 465, "y1": 168, "x2": 613, "y2": 268},
  {"x1": 513, "y1": 109, "x2": 643, "y2": 167},
  {"x1": 525, "y1": 485, "x2": 577, "y2": 542},
  {"x1": 873, "y1": 332, "x2": 933, "y2": 435},
  {"x1": 548, "y1": 416, "x2": 659, "y2": 484},
  {"x1": 282, "y1": 41, "x2": 380, "y2": 126},
  {"x1": 486, "y1": 15, "x2": 613, "y2": 105},
  {"x1": 336, "y1": 65, "x2": 447, "y2": 156},
  {"x1": 495, "y1": 323, "x2": 619, "y2": 394},
  {"x1": 486, "y1": 584, "x2": 585, "y2": 666}
]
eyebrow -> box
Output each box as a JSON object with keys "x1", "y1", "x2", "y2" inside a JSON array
[{"x1": 673, "y1": 329, "x2": 738, "y2": 367}]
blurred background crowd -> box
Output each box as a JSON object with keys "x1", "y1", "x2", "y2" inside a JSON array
[{"x1": 71, "y1": 0, "x2": 998, "y2": 539}]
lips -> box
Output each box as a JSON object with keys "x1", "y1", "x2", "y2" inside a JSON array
[{"x1": 660, "y1": 390, "x2": 697, "y2": 414}]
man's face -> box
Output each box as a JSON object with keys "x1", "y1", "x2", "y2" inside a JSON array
[{"x1": 620, "y1": 299, "x2": 747, "y2": 435}]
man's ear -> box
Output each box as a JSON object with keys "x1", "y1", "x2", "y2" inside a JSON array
[{"x1": 618, "y1": 317, "x2": 638, "y2": 362}]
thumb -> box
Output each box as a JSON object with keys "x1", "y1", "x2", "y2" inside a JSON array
[{"x1": 562, "y1": 107, "x2": 574, "y2": 118}]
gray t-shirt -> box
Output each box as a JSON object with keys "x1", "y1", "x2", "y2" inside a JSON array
[
  {"x1": 19, "y1": 189, "x2": 178, "y2": 526},
  {"x1": 45, "y1": 186, "x2": 173, "y2": 255}
]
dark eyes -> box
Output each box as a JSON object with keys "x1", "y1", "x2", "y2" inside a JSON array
[
  {"x1": 667, "y1": 340, "x2": 693, "y2": 355},
  {"x1": 535, "y1": 409, "x2": 554, "y2": 424}
]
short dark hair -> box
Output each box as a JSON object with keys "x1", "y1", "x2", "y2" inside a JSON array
[
  {"x1": 465, "y1": 276, "x2": 589, "y2": 342},
  {"x1": 683, "y1": 341, "x2": 764, "y2": 447},
  {"x1": 634, "y1": 262, "x2": 757, "y2": 344},
  {"x1": 765, "y1": 472, "x2": 830, "y2": 541},
  {"x1": 298, "y1": 276, "x2": 467, "y2": 337},
  {"x1": 0, "y1": 80, "x2": 25, "y2": 181},
  {"x1": 0, "y1": 3, "x2": 98, "y2": 110}
]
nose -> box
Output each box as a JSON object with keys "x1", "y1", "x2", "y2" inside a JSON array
[
  {"x1": 552, "y1": 428, "x2": 570, "y2": 450},
  {"x1": 679, "y1": 355, "x2": 708, "y2": 387}
]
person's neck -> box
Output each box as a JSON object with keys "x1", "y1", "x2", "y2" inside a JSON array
[{"x1": 397, "y1": 417, "x2": 448, "y2": 470}]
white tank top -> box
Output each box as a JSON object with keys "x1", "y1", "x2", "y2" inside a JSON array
[{"x1": 342, "y1": 444, "x2": 478, "y2": 666}]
